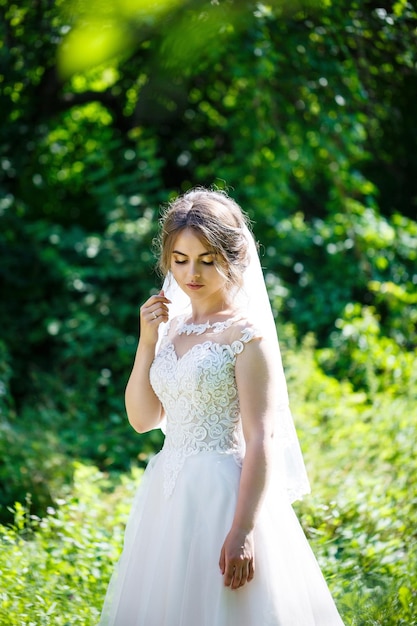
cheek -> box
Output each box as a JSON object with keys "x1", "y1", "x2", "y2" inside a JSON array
[
  {"x1": 171, "y1": 263, "x2": 180, "y2": 277},
  {"x1": 171, "y1": 263, "x2": 187, "y2": 282},
  {"x1": 213, "y1": 263, "x2": 229, "y2": 284},
  {"x1": 211, "y1": 272, "x2": 228, "y2": 292}
]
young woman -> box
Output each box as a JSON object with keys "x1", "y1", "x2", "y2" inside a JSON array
[{"x1": 98, "y1": 188, "x2": 345, "y2": 625}]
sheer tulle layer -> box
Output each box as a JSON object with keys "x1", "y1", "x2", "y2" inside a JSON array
[{"x1": 98, "y1": 451, "x2": 344, "y2": 626}]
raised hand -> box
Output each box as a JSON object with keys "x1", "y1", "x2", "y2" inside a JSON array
[{"x1": 139, "y1": 290, "x2": 171, "y2": 344}]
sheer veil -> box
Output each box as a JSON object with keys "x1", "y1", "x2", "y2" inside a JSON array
[{"x1": 156, "y1": 225, "x2": 311, "y2": 503}]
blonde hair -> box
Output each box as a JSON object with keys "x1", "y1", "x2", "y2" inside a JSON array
[{"x1": 156, "y1": 188, "x2": 251, "y2": 289}]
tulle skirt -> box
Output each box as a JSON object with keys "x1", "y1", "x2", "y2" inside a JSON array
[{"x1": 98, "y1": 451, "x2": 345, "y2": 626}]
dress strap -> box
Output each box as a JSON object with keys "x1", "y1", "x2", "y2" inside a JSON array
[{"x1": 230, "y1": 326, "x2": 259, "y2": 355}]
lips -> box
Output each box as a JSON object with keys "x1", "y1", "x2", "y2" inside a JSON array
[{"x1": 186, "y1": 283, "x2": 203, "y2": 290}]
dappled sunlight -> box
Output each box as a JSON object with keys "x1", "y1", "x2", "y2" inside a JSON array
[{"x1": 1, "y1": 0, "x2": 417, "y2": 623}]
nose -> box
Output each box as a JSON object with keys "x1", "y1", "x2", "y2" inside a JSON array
[{"x1": 189, "y1": 263, "x2": 200, "y2": 279}]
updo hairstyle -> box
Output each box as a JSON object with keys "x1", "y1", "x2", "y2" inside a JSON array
[{"x1": 157, "y1": 188, "x2": 251, "y2": 290}]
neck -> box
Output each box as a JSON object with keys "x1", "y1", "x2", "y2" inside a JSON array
[{"x1": 189, "y1": 301, "x2": 234, "y2": 324}]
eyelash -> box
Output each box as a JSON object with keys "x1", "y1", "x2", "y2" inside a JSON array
[{"x1": 174, "y1": 260, "x2": 214, "y2": 266}]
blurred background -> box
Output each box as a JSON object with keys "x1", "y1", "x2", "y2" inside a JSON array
[{"x1": 0, "y1": 0, "x2": 416, "y2": 623}]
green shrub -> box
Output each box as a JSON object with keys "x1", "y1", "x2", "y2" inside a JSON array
[
  {"x1": 0, "y1": 463, "x2": 141, "y2": 626},
  {"x1": 1, "y1": 334, "x2": 416, "y2": 625},
  {"x1": 285, "y1": 336, "x2": 417, "y2": 625}
]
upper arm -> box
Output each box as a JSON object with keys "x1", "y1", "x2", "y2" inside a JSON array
[{"x1": 235, "y1": 337, "x2": 276, "y2": 445}]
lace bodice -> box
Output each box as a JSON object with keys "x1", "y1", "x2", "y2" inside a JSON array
[{"x1": 149, "y1": 321, "x2": 257, "y2": 497}]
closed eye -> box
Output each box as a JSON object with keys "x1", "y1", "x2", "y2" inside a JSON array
[{"x1": 174, "y1": 259, "x2": 214, "y2": 266}]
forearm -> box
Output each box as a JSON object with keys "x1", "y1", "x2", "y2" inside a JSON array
[
  {"x1": 231, "y1": 435, "x2": 274, "y2": 533},
  {"x1": 220, "y1": 435, "x2": 273, "y2": 588},
  {"x1": 125, "y1": 341, "x2": 163, "y2": 433}
]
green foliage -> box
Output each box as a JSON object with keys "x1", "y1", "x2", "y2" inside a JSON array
[
  {"x1": 1, "y1": 341, "x2": 416, "y2": 625},
  {"x1": 0, "y1": 340, "x2": 14, "y2": 419},
  {"x1": 285, "y1": 337, "x2": 417, "y2": 625},
  {"x1": 0, "y1": 410, "x2": 72, "y2": 522},
  {"x1": 0, "y1": 2, "x2": 416, "y2": 621},
  {"x1": 266, "y1": 206, "x2": 417, "y2": 341},
  {"x1": 320, "y1": 303, "x2": 417, "y2": 396},
  {"x1": 0, "y1": 463, "x2": 140, "y2": 625},
  {"x1": 0, "y1": 128, "x2": 165, "y2": 520}
]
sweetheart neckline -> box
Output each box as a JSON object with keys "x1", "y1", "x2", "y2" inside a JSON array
[{"x1": 163, "y1": 339, "x2": 234, "y2": 363}]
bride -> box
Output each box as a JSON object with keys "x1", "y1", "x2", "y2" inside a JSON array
[{"x1": 98, "y1": 188, "x2": 345, "y2": 625}]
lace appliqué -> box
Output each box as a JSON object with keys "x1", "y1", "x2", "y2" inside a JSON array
[
  {"x1": 176, "y1": 315, "x2": 241, "y2": 336},
  {"x1": 149, "y1": 327, "x2": 256, "y2": 497},
  {"x1": 230, "y1": 327, "x2": 256, "y2": 355}
]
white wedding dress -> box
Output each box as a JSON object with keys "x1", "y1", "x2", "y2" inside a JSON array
[{"x1": 98, "y1": 318, "x2": 345, "y2": 626}]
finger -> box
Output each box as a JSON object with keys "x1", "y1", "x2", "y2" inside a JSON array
[
  {"x1": 143, "y1": 294, "x2": 171, "y2": 312},
  {"x1": 150, "y1": 305, "x2": 169, "y2": 321},
  {"x1": 147, "y1": 296, "x2": 171, "y2": 315},
  {"x1": 219, "y1": 548, "x2": 225, "y2": 575},
  {"x1": 231, "y1": 567, "x2": 243, "y2": 590},
  {"x1": 223, "y1": 565, "x2": 235, "y2": 587},
  {"x1": 232, "y1": 562, "x2": 249, "y2": 589},
  {"x1": 155, "y1": 289, "x2": 171, "y2": 304},
  {"x1": 247, "y1": 559, "x2": 255, "y2": 582},
  {"x1": 142, "y1": 299, "x2": 167, "y2": 318},
  {"x1": 154, "y1": 296, "x2": 171, "y2": 304},
  {"x1": 237, "y1": 562, "x2": 249, "y2": 588},
  {"x1": 146, "y1": 300, "x2": 170, "y2": 314}
]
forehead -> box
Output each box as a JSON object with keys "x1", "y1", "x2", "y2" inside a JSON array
[{"x1": 171, "y1": 228, "x2": 212, "y2": 255}]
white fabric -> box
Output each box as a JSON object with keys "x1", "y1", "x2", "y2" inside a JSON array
[
  {"x1": 152, "y1": 325, "x2": 256, "y2": 498},
  {"x1": 157, "y1": 224, "x2": 310, "y2": 503},
  {"x1": 98, "y1": 326, "x2": 345, "y2": 625}
]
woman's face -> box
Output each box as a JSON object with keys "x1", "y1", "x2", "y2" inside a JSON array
[{"x1": 170, "y1": 228, "x2": 228, "y2": 305}]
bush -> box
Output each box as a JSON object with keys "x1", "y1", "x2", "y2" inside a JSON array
[
  {"x1": 285, "y1": 336, "x2": 417, "y2": 625},
  {"x1": 1, "y1": 332, "x2": 416, "y2": 625},
  {"x1": 0, "y1": 463, "x2": 141, "y2": 626}
]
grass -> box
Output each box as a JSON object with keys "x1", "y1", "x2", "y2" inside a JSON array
[{"x1": 1, "y1": 339, "x2": 416, "y2": 625}]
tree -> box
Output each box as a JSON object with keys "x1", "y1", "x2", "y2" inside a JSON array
[{"x1": 0, "y1": 0, "x2": 416, "y2": 518}]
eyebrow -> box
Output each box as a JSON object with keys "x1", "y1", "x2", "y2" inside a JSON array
[{"x1": 172, "y1": 250, "x2": 216, "y2": 257}]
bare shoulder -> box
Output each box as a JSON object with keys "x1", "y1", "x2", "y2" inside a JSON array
[
  {"x1": 234, "y1": 330, "x2": 276, "y2": 429},
  {"x1": 233, "y1": 325, "x2": 274, "y2": 381},
  {"x1": 229, "y1": 317, "x2": 263, "y2": 344}
]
